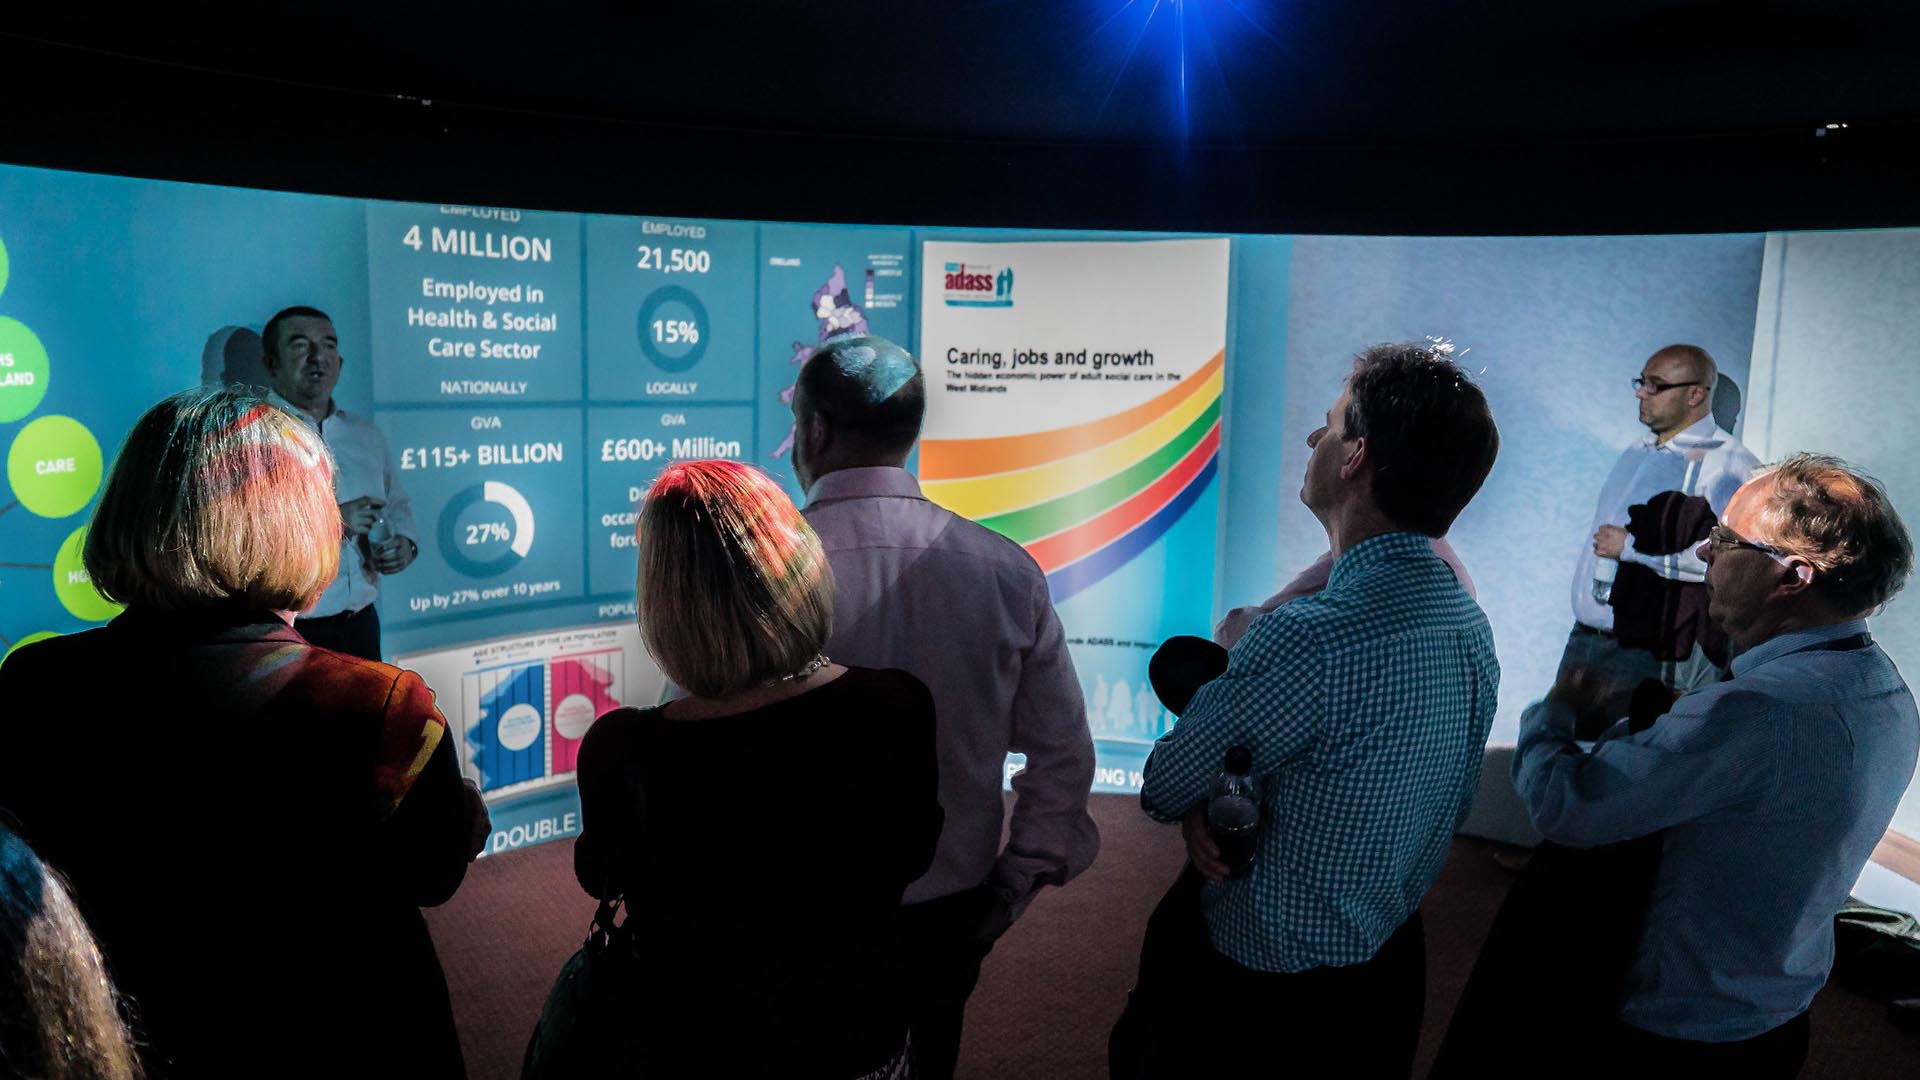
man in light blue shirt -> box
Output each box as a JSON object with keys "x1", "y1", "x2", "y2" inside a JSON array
[
  {"x1": 1516, "y1": 452, "x2": 1919, "y2": 1074},
  {"x1": 1139, "y1": 342, "x2": 1501, "y2": 1076}
]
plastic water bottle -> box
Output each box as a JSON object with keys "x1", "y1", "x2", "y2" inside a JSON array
[
  {"x1": 1592, "y1": 555, "x2": 1618, "y2": 604},
  {"x1": 366, "y1": 517, "x2": 393, "y2": 568},
  {"x1": 1207, "y1": 746, "x2": 1259, "y2": 876}
]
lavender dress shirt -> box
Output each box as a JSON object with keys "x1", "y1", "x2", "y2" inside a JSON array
[{"x1": 803, "y1": 466, "x2": 1100, "y2": 908}]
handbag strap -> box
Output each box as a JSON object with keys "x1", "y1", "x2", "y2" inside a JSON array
[{"x1": 592, "y1": 707, "x2": 666, "y2": 936}]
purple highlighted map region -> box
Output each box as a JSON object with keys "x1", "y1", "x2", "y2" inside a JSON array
[{"x1": 771, "y1": 264, "x2": 871, "y2": 459}]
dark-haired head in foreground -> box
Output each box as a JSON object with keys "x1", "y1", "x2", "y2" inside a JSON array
[
  {"x1": 0, "y1": 825, "x2": 142, "y2": 1080},
  {"x1": 1302, "y1": 342, "x2": 1500, "y2": 548}
]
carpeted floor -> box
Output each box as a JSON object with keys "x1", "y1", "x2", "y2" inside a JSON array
[{"x1": 425, "y1": 793, "x2": 1919, "y2": 1078}]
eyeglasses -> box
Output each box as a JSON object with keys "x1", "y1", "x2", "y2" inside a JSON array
[
  {"x1": 1632, "y1": 376, "x2": 1703, "y2": 394},
  {"x1": 1704, "y1": 525, "x2": 1792, "y2": 563}
]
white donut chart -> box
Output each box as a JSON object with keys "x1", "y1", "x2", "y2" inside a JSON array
[
  {"x1": 485, "y1": 480, "x2": 537, "y2": 557},
  {"x1": 438, "y1": 479, "x2": 539, "y2": 577}
]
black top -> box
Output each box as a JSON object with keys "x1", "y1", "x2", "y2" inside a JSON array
[
  {"x1": 0, "y1": 608, "x2": 478, "y2": 1080},
  {"x1": 573, "y1": 666, "x2": 943, "y2": 1078}
]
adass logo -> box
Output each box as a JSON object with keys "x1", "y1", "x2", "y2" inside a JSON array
[{"x1": 942, "y1": 262, "x2": 1014, "y2": 308}]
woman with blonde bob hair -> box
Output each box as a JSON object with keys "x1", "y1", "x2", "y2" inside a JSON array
[
  {"x1": 0, "y1": 387, "x2": 487, "y2": 1079},
  {"x1": 572, "y1": 459, "x2": 943, "y2": 1078},
  {"x1": 635, "y1": 456, "x2": 836, "y2": 695},
  {"x1": 82, "y1": 386, "x2": 341, "y2": 613}
]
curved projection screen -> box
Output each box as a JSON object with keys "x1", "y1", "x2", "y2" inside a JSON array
[{"x1": 1, "y1": 162, "x2": 1917, "y2": 876}]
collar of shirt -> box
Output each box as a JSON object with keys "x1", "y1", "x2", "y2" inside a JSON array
[
  {"x1": 803, "y1": 465, "x2": 925, "y2": 507},
  {"x1": 264, "y1": 389, "x2": 343, "y2": 431},
  {"x1": 1730, "y1": 617, "x2": 1872, "y2": 677},
  {"x1": 1326, "y1": 530, "x2": 1436, "y2": 590},
  {"x1": 1638, "y1": 412, "x2": 1727, "y2": 453}
]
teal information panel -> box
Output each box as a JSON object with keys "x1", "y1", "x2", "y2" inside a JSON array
[
  {"x1": 0, "y1": 164, "x2": 931, "y2": 854},
  {"x1": 0, "y1": 162, "x2": 1247, "y2": 860}
]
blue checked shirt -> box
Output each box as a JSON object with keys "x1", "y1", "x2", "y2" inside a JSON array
[{"x1": 1141, "y1": 531, "x2": 1500, "y2": 973}]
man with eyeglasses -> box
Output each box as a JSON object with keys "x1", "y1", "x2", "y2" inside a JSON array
[
  {"x1": 1514, "y1": 453, "x2": 1918, "y2": 1074},
  {"x1": 1559, "y1": 343, "x2": 1760, "y2": 733}
]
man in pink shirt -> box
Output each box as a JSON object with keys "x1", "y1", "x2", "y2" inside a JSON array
[{"x1": 792, "y1": 335, "x2": 1100, "y2": 1080}]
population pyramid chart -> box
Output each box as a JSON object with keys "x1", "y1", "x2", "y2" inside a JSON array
[{"x1": 395, "y1": 624, "x2": 663, "y2": 851}]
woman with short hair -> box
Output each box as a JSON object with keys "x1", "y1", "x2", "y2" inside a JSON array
[
  {"x1": 573, "y1": 459, "x2": 942, "y2": 1079},
  {"x1": 0, "y1": 387, "x2": 486, "y2": 1079}
]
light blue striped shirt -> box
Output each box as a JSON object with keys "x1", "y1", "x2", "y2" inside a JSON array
[
  {"x1": 1515, "y1": 619, "x2": 1920, "y2": 1041},
  {"x1": 1141, "y1": 531, "x2": 1500, "y2": 972}
]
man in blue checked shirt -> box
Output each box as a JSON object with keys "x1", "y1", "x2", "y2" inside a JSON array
[
  {"x1": 1140, "y1": 342, "x2": 1501, "y2": 1076},
  {"x1": 1515, "y1": 453, "x2": 1918, "y2": 1076}
]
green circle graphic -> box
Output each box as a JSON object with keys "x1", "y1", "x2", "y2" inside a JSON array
[
  {"x1": 0, "y1": 316, "x2": 51, "y2": 423},
  {"x1": 8, "y1": 415, "x2": 103, "y2": 518},
  {"x1": 3, "y1": 631, "x2": 61, "y2": 664},
  {"x1": 53, "y1": 525, "x2": 122, "y2": 622},
  {"x1": 0, "y1": 233, "x2": 10, "y2": 300}
]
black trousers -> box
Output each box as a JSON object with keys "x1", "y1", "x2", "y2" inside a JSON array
[
  {"x1": 1431, "y1": 837, "x2": 1664, "y2": 1077},
  {"x1": 1184, "y1": 913, "x2": 1425, "y2": 1077},
  {"x1": 1117, "y1": 867, "x2": 1426, "y2": 1079},
  {"x1": 295, "y1": 604, "x2": 382, "y2": 661},
  {"x1": 895, "y1": 886, "x2": 1000, "y2": 1080},
  {"x1": 1603, "y1": 1012, "x2": 1810, "y2": 1078}
]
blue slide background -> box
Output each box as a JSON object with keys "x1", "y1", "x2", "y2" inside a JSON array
[
  {"x1": 7, "y1": 161, "x2": 1919, "y2": 915},
  {"x1": 0, "y1": 160, "x2": 1811, "y2": 845}
]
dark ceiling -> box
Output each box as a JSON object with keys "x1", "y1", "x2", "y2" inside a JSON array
[{"x1": 6, "y1": 3, "x2": 1920, "y2": 234}]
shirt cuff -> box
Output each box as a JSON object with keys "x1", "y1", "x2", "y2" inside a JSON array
[
  {"x1": 1523, "y1": 696, "x2": 1580, "y2": 741},
  {"x1": 1617, "y1": 532, "x2": 1653, "y2": 568}
]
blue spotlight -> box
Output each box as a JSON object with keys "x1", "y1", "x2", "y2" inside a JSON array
[{"x1": 1086, "y1": 0, "x2": 1273, "y2": 142}]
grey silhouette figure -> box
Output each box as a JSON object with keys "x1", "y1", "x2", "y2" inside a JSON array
[
  {"x1": 200, "y1": 326, "x2": 269, "y2": 391},
  {"x1": 1711, "y1": 375, "x2": 1743, "y2": 433}
]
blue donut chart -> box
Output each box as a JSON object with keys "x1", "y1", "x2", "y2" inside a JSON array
[
  {"x1": 636, "y1": 284, "x2": 709, "y2": 372},
  {"x1": 437, "y1": 481, "x2": 537, "y2": 578}
]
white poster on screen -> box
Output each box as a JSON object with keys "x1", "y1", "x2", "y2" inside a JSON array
[
  {"x1": 916, "y1": 237, "x2": 1229, "y2": 791},
  {"x1": 919, "y1": 238, "x2": 1229, "y2": 437}
]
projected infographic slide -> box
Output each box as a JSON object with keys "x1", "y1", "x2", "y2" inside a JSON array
[
  {"x1": 0, "y1": 224, "x2": 123, "y2": 663},
  {"x1": 919, "y1": 238, "x2": 1230, "y2": 792},
  {"x1": 378, "y1": 406, "x2": 586, "y2": 619},
  {"x1": 396, "y1": 623, "x2": 663, "y2": 852},
  {"x1": 0, "y1": 172, "x2": 934, "y2": 672},
  {"x1": 756, "y1": 224, "x2": 914, "y2": 503},
  {"x1": 585, "y1": 215, "x2": 757, "y2": 402},
  {"x1": 0, "y1": 160, "x2": 1228, "y2": 858},
  {"x1": 366, "y1": 202, "x2": 583, "y2": 404},
  {"x1": 585, "y1": 404, "x2": 753, "y2": 594}
]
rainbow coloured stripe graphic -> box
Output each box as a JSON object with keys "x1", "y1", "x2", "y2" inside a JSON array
[{"x1": 920, "y1": 351, "x2": 1224, "y2": 603}]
